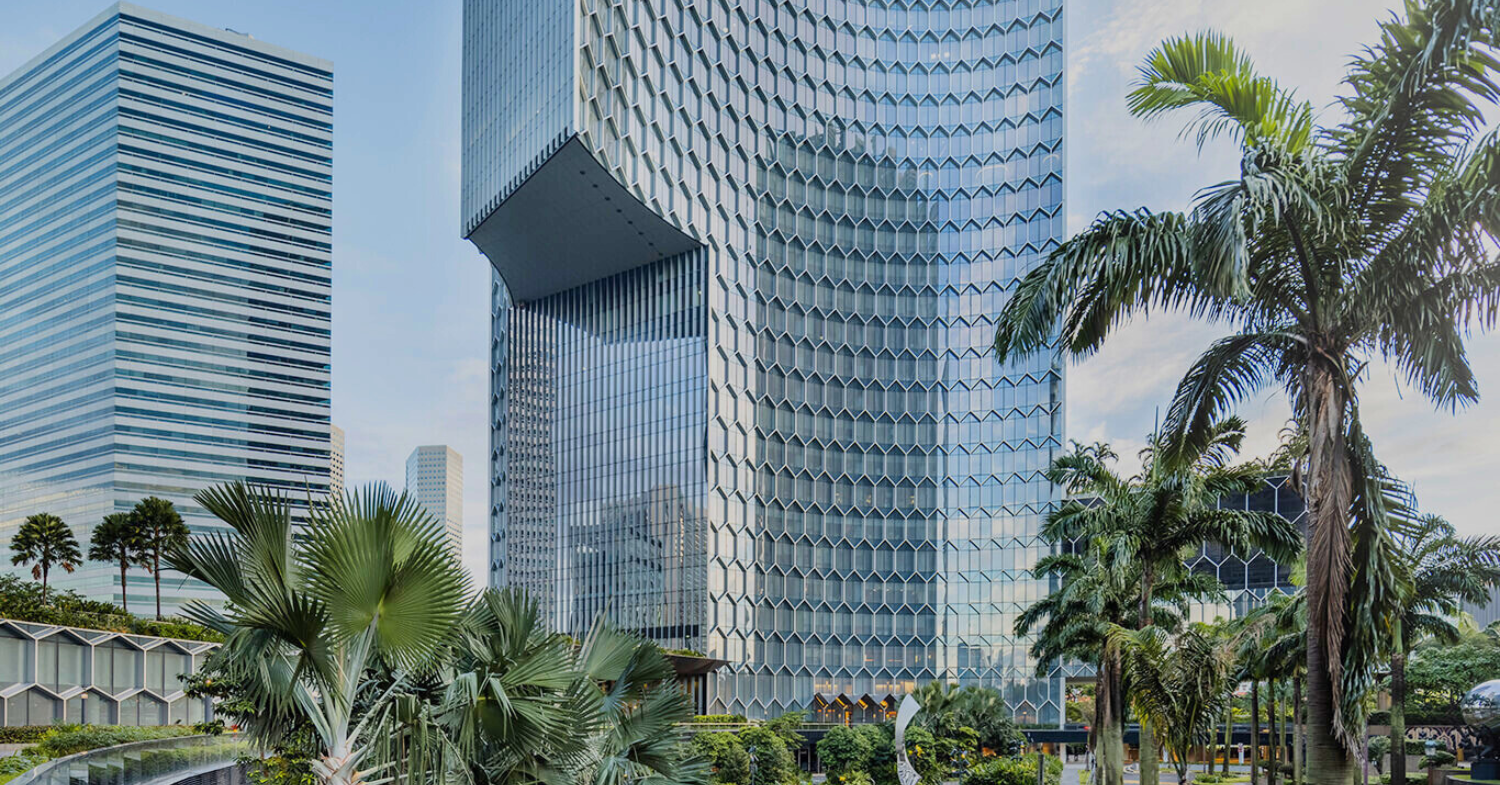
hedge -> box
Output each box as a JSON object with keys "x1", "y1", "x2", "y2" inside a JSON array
[
  {"x1": 36, "y1": 725, "x2": 196, "y2": 758},
  {"x1": 0, "y1": 726, "x2": 51, "y2": 744}
]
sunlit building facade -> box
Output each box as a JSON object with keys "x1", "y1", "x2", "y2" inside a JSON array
[
  {"x1": 463, "y1": 0, "x2": 1067, "y2": 720},
  {"x1": 0, "y1": 3, "x2": 333, "y2": 612}
]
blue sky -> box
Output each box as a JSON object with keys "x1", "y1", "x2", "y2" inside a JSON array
[{"x1": 3, "y1": 0, "x2": 1496, "y2": 582}]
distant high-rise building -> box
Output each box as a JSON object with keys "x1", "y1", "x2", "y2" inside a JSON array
[
  {"x1": 0, "y1": 3, "x2": 333, "y2": 612},
  {"x1": 330, "y1": 425, "x2": 346, "y2": 498},
  {"x1": 463, "y1": 0, "x2": 1066, "y2": 719},
  {"x1": 405, "y1": 446, "x2": 462, "y2": 554}
]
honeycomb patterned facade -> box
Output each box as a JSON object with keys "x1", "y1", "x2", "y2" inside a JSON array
[
  {"x1": 463, "y1": 0, "x2": 1067, "y2": 721},
  {"x1": 0, "y1": 620, "x2": 215, "y2": 727}
]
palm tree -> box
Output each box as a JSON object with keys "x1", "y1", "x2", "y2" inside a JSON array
[
  {"x1": 168, "y1": 482, "x2": 470, "y2": 785},
  {"x1": 440, "y1": 589, "x2": 705, "y2": 785},
  {"x1": 1237, "y1": 592, "x2": 1308, "y2": 785},
  {"x1": 1044, "y1": 419, "x2": 1302, "y2": 785},
  {"x1": 1385, "y1": 515, "x2": 1500, "y2": 783},
  {"x1": 10, "y1": 513, "x2": 82, "y2": 604},
  {"x1": 133, "y1": 496, "x2": 190, "y2": 619},
  {"x1": 1113, "y1": 624, "x2": 1236, "y2": 785},
  {"x1": 89, "y1": 513, "x2": 145, "y2": 614},
  {"x1": 1020, "y1": 512, "x2": 1220, "y2": 785},
  {"x1": 990, "y1": 5, "x2": 1500, "y2": 781}
]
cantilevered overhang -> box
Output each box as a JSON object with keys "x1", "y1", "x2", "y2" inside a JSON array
[{"x1": 466, "y1": 136, "x2": 701, "y2": 302}]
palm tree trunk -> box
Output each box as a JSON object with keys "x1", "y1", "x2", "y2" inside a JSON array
[
  {"x1": 1389, "y1": 625, "x2": 1406, "y2": 785},
  {"x1": 1271, "y1": 682, "x2": 1281, "y2": 785},
  {"x1": 1303, "y1": 368, "x2": 1356, "y2": 785},
  {"x1": 1099, "y1": 651, "x2": 1126, "y2": 785},
  {"x1": 153, "y1": 545, "x2": 162, "y2": 619},
  {"x1": 119, "y1": 559, "x2": 129, "y2": 614},
  {"x1": 40, "y1": 565, "x2": 49, "y2": 605},
  {"x1": 1224, "y1": 704, "x2": 1235, "y2": 776},
  {"x1": 1093, "y1": 670, "x2": 1105, "y2": 785},
  {"x1": 1139, "y1": 571, "x2": 1160, "y2": 785},
  {"x1": 1252, "y1": 682, "x2": 1262, "y2": 785},
  {"x1": 1294, "y1": 675, "x2": 1304, "y2": 785}
]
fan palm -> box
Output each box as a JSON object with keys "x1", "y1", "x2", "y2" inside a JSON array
[
  {"x1": 992, "y1": 5, "x2": 1500, "y2": 782},
  {"x1": 1044, "y1": 419, "x2": 1302, "y2": 785},
  {"x1": 10, "y1": 513, "x2": 82, "y2": 604},
  {"x1": 1385, "y1": 515, "x2": 1500, "y2": 783},
  {"x1": 1112, "y1": 624, "x2": 1236, "y2": 785},
  {"x1": 168, "y1": 482, "x2": 470, "y2": 785},
  {"x1": 89, "y1": 513, "x2": 145, "y2": 614}
]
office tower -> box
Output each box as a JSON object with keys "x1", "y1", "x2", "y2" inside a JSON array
[
  {"x1": 330, "y1": 425, "x2": 346, "y2": 498},
  {"x1": 405, "y1": 446, "x2": 463, "y2": 554},
  {"x1": 0, "y1": 3, "x2": 333, "y2": 612},
  {"x1": 463, "y1": 0, "x2": 1066, "y2": 720}
]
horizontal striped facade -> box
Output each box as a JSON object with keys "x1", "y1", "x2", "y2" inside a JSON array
[{"x1": 0, "y1": 3, "x2": 332, "y2": 612}]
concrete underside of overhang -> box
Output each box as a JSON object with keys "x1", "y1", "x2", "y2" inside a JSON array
[{"x1": 466, "y1": 135, "x2": 701, "y2": 302}]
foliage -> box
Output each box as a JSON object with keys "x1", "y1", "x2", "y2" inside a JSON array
[
  {"x1": 0, "y1": 753, "x2": 46, "y2": 776},
  {"x1": 1405, "y1": 739, "x2": 1447, "y2": 755},
  {"x1": 1113, "y1": 624, "x2": 1236, "y2": 785},
  {"x1": 1368, "y1": 736, "x2": 1392, "y2": 774},
  {"x1": 763, "y1": 711, "x2": 808, "y2": 751},
  {"x1": 10, "y1": 514, "x2": 82, "y2": 601},
  {"x1": 960, "y1": 754, "x2": 1063, "y2": 785},
  {"x1": 835, "y1": 773, "x2": 874, "y2": 785},
  {"x1": 245, "y1": 752, "x2": 319, "y2": 785},
  {"x1": 0, "y1": 574, "x2": 219, "y2": 642},
  {"x1": 990, "y1": 0, "x2": 1500, "y2": 769},
  {"x1": 738, "y1": 726, "x2": 796, "y2": 785},
  {"x1": 1405, "y1": 633, "x2": 1500, "y2": 721},
  {"x1": 817, "y1": 725, "x2": 875, "y2": 777},
  {"x1": 912, "y1": 683, "x2": 1026, "y2": 756},
  {"x1": 1418, "y1": 751, "x2": 1455, "y2": 769},
  {"x1": 693, "y1": 732, "x2": 751, "y2": 785},
  {"x1": 36, "y1": 724, "x2": 195, "y2": 757},
  {"x1": 691, "y1": 715, "x2": 749, "y2": 725},
  {"x1": 0, "y1": 726, "x2": 56, "y2": 743}
]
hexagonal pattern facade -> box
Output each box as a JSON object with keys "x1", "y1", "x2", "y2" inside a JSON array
[
  {"x1": 463, "y1": 0, "x2": 1066, "y2": 721},
  {"x1": 0, "y1": 621, "x2": 216, "y2": 727}
]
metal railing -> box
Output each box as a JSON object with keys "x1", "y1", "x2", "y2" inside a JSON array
[{"x1": 11, "y1": 734, "x2": 250, "y2": 785}]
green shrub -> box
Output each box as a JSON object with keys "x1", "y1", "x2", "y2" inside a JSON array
[
  {"x1": 765, "y1": 711, "x2": 808, "y2": 751},
  {"x1": 1368, "y1": 736, "x2": 1392, "y2": 774},
  {"x1": 818, "y1": 726, "x2": 875, "y2": 777},
  {"x1": 692, "y1": 715, "x2": 749, "y2": 725},
  {"x1": 960, "y1": 754, "x2": 1062, "y2": 785},
  {"x1": 1418, "y1": 751, "x2": 1455, "y2": 769},
  {"x1": 0, "y1": 753, "x2": 47, "y2": 776},
  {"x1": 0, "y1": 726, "x2": 52, "y2": 744},
  {"x1": 833, "y1": 772, "x2": 874, "y2": 785},
  {"x1": 693, "y1": 732, "x2": 751, "y2": 785},
  {"x1": 0, "y1": 575, "x2": 220, "y2": 642},
  {"x1": 1196, "y1": 775, "x2": 1225, "y2": 784},
  {"x1": 36, "y1": 725, "x2": 195, "y2": 758},
  {"x1": 1405, "y1": 739, "x2": 1447, "y2": 755},
  {"x1": 738, "y1": 726, "x2": 796, "y2": 785}
]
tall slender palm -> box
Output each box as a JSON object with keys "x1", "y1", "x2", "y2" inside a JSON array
[
  {"x1": 89, "y1": 513, "x2": 146, "y2": 614},
  {"x1": 168, "y1": 482, "x2": 470, "y2": 785},
  {"x1": 1045, "y1": 420, "x2": 1302, "y2": 785},
  {"x1": 1238, "y1": 592, "x2": 1308, "y2": 785},
  {"x1": 1113, "y1": 624, "x2": 1237, "y2": 785},
  {"x1": 991, "y1": 5, "x2": 1500, "y2": 781},
  {"x1": 1385, "y1": 515, "x2": 1500, "y2": 783},
  {"x1": 10, "y1": 514, "x2": 82, "y2": 604},
  {"x1": 133, "y1": 496, "x2": 190, "y2": 619}
]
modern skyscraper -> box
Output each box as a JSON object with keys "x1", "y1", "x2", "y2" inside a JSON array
[
  {"x1": 0, "y1": 3, "x2": 333, "y2": 612},
  {"x1": 405, "y1": 446, "x2": 463, "y2": 555},
  {"x1": 463, "y1": 0, "x2": 1066, "y2": 720},
  {"x1": 330, "y1": 424, "x2": 346, "y2": 498}
]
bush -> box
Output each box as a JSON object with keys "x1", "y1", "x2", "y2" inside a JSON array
[
  {"x1": 0, "y1": 753, "x2": 47, "y2": 776},
  {"x1": 738, "y1": 727, "x2": 797, "y2": 785},
  {"x1": 693, "y1": 732, "x2": 751, "y2": 785},
  {"x1": 765, "y1": 711, "x2": 808, "y2": 751},
  {"x1": 1405, "y1": 739, "x2": 1447, "y2": 755},
  {"x1": 834, "y1": 773, "x2": 873, "y2": 785},
  {"x1": 0, "y1": 575, "x2": 220, "y2": 642},
  {"x1": 961, "y1": 754, "x2": 1063, "y2": 785},
  {"x1": 37, "y1": 725, "x2": 195, "y2": 758},
  {"x1": 1418, "y1": 751, "x2": 1455, "y2": 770},
  {"x1": 1368, "y1": 737, "x2": 1392, "y2": 774},
  {"x1": 0, "y1": 726, "x2": 52, "y2": 744},
  {"x1": 818, "y1": 726, "x2": 875, "y2": 777},
  {"x1": 692, "y1": 715, "x2": 749, "y2": 725}
]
